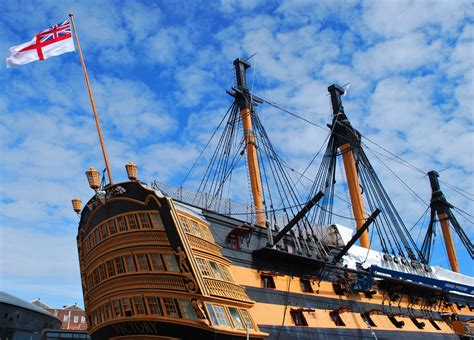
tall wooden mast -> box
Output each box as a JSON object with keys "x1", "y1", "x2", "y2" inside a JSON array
[
  {"x1": 232, "y1": 58, "x2": 265, "y2": 227},
  {"x1": 69, "y1": 13, "x2": 113, "y2": 185},
  {"x1": 427, "y1": 171, "x2": 460, "y2": 272},
  {"x1": 328, "y1": 84, "x2": 370, "y2": 248}
]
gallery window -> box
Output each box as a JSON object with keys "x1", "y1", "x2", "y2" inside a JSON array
[
  {"x1": 146, "y1": 297, "x2": 162, "y2": 315},
  {"x1": 179, "y1": 300, "x2": 198, "y2": 320},
  {"x1": 163, "y1": 298, "x2": 179, "y2": 317}
]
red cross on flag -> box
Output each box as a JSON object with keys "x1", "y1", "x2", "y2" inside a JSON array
[{"x1": 6, "y1": 19, "x2": 75, "y2": 68}]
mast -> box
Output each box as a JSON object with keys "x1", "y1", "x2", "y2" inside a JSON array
[
  {"x1": 427, "y1": 171, "x2": 459, "y2": 272},
  {"x1": 232, "y1": 58, "x2": 265, "y2": 227},
  {"x1": 328, "y1": 84, "x2": 370, "y2": 249},
  {"x1": 69, "y1": 13, "x2": 113, "y2": 185}
]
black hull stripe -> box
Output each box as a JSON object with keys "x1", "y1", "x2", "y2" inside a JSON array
[{"x1": 258, "y1": 325, "x2": 459, "y2": 339}]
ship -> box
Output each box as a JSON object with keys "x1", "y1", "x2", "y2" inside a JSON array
[{"x1": 72, "y1": 58, "x2": 474, "y2": 339}]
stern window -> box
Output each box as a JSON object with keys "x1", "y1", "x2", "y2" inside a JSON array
[
  {"x1": 179, "y1": 300, "x2": 198, "y2": 320},
  {"x1": 114, "y1": 257, "x2": 125, "y2": 274},
  {"x1": 213, "y1": 305, "x2": 231, "y2": 327},
  {"x1": 106, "y1": 260, "x2": 115, "y2": 277},
  {"x1": 209, "y1": 261, "x2": 223, "y2": 279},
  {"x1": 190, "y1": 220, "x2": 203, "y2": 238},
  {"x1": 105, "y1": 303, "x2": 112, "y2": 320},
  {"x1": 150, "y1": 254, "x2": 165, "y2": 271},
  {"x1": 239, "y1": 309, "x2": 255, "y2": 330},
  {"x1": 117, "y1": 216, "x2": 127, "y2": 232},
  {"x1": 164, "y1": 254, "x2": 180, "y2": 272},
  {"x1": 146, "y1": 297, "x2": 162, "y2": 315},
  {"x1": 179, "y1": 216, "x2": 191, "y2": 233},
  {"x1": 163, "y1": 298, "x2": 179, "y2": 317},
  {"x1": 133, "y1": 297, "x2": 146, "y2": 315},
  {"x1": 196, "y1": 258, "x2": 212, "y2": 277},
  {"x1": 136, "y1": 254, "x2": 151, "y2": 271},
  {"x1": 127, "y1": 214, "x2": 139, "y2": 229},
  {"x1": 206, "y1": 304, "x2": 218, "y2": 325},
  {"x1": 112, "y1": 300, "x2": 122, "y2": 317},
  {"x1": 228, "y1": 307, "x2": 244, "y2": 329},
  {"x1": 138, "y1": 213, "x2": 151, "y2": 228},
  {"x1": 122, "y1": 298, "x2": 133, "y2": 317},
  {"x1": 100, "y1": 224, "x2": 108, "y2": 239},
  {"x1": 98, "y1": 264, "x2": 107, "y2": 281},
  {"x1": 125, "y1": 255, "x2": 137, "y2": 272},
  {"x1": 150, "y1": 213, "x2": 164, "y2": 229},
  {"x1": 108, "y1": 219, "x2": 117, "y2": 235}
]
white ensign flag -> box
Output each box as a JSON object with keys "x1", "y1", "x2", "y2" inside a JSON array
[{"x1": 6, "y1": 19, "x2": 75, "y2": 68}]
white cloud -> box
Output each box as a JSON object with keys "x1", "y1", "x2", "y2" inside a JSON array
[
  {"x1": 353, "y1": 33, "x2": 444, "y2": 77},
  {"x1": 0, "y1": 0, "x2": 473, "y2": 305},
  {"x1": 361, "y1": 0, "x2": 468, "y2": 38}
]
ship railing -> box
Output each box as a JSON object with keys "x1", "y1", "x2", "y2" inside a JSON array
[{"x1": 151, "y1": 180, "x2": 288, "y2": 226}]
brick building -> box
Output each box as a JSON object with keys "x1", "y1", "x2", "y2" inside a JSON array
[{"x1": 31, "y1": 300, "x2": 88, "y2": 331}]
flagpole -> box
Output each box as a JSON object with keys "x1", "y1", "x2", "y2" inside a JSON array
[{"x1": 69, "y1": 13, "x2": 113, "y2": 185}]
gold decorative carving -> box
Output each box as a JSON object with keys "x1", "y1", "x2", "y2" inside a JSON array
[
  {"x1": 191, "y1": 298, "x2": 208, "y2": 322},
  {"x1": 204, "y1": 278, "x2": 253, "y2": 303},
  {"x1": 185, "y1": 279, "x2": 198, "y2": 293},
  {"x1": 87, "y1": 274, "x2": 188, "y2": 305},
  {"x1": 83, "y1": 231, "x2": 170, "y2": 269},
  {"x1": 187, "y1": 234, "x2": 222, "y2": 256},
  {"x1": 174, "y1": 246, "x2": 191, "y2": 273}
]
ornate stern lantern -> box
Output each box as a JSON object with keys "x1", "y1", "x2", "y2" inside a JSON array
[
  {"x1": 125, "y1": 161, "x2": 138, "y2": 181},
  {"x1": 71, "y1": 198, "x2": 82, "y2": 214},
  {"x1": 86, "y1": 167, "x2": 101, "y2": 190}
]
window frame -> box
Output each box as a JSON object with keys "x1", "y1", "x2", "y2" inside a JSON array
[
  {"x1": 163, "y1": 297, "x2": 180, "y2": 318},
  {"x1": 150, "y1": 253, "x2": 165, "y2": 271},
  {"x1": 124, "y1": 255, "x2": 137, "y2": 272},
  {"x1": 196, "y1": 258, "x2": 212, "y2": 277},
  {"x1": 138, "y1": 213, "x2": 152, "y2": 228},
  {"x1": 133, "y1": 296, "x2": 147, "y2": 315},
  {"x1": 212, "y1": 305, "x2": 232, "y2": 327},
  {"x1": 163, "y1": 254, "x2": 180, "y2": 272},
  {"x1": 179, "y1": 300, "x2": 198, "y2": 320},
  {"x1": 127, "y1": 214, "x2": 140, "y2": 230},
  {"x1": 146, "y1": 296, "x2": 163, "y2": 316},
  {"x1": 136, "y1": 254, "x2": 151, "y2": 271},
  {"x1": 228, "y1": 307, "x2": 244, "y2": 329}
]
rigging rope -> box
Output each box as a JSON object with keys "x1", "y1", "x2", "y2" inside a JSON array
[{"x1": 258, "y1": 98, "x2": 472, "y2": 201}]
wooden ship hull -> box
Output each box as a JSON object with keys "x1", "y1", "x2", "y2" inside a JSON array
[
  {"x1": 75, "y1": 178, "x2": 473, "y2": 339},
  {"x1": 74, "y1": 58, "x2": 473, "y2": 339}
]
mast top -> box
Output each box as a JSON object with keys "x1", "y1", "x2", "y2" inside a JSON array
[
  {"x1": 328, "y1": 84, "x2": 346, "y2": 116},
  {"x1": 233, "y1": 58, "x2": 251, "y2": 90},
  {"x1": 427, "y1": 170, "x2": 441, "y2": 192}
]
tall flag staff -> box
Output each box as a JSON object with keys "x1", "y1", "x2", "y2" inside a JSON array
[{"x1": 69, "y1": 13, "x2": 113, "y2": 184}]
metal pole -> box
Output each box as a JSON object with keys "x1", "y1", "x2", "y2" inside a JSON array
[
  {"x1": 333, "y1": 208, "x2": 381, "y2": 263},
  {"x1": 69, "y1": 13, "x2": 113, "y2": 184},
  {"x1": 272, "y1": 191, "x2": 325, "y2": 246}
]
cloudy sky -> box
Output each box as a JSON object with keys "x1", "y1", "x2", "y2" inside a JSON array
[{"x1": 0, "y1": 0, "x2": 472, "y2": 308}]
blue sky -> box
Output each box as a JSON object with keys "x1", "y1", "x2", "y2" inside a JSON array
[{"x1": 0, "y1": 0, "x2": 472, "y2": 308}]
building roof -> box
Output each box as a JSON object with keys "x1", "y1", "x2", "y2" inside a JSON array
[
  {"x1": 0, "y1": 291, "x2": 58, "y2": 319},
  {"x1": 31, "y1": 298, "x2": 52, "y2": 310},
  {"x1": 63, "y1": 303, "x2": 84, "y2": 311}
]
